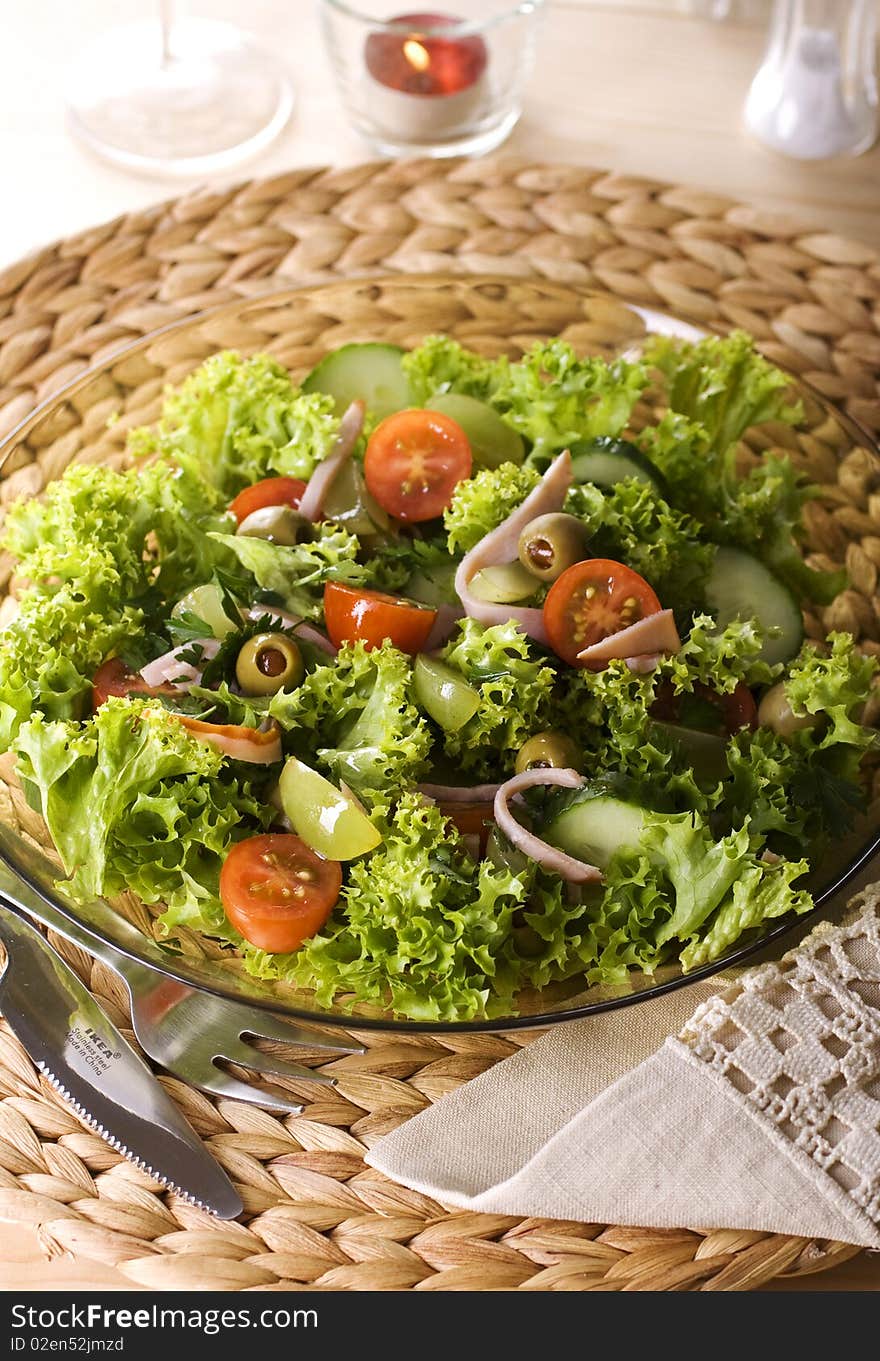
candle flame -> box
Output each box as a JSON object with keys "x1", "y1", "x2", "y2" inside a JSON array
[{"x1": 403, "y1": 39, "x2": 430, "y2": 74}]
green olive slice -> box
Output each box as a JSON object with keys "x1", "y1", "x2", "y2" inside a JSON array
[
  {"x1": 515, "y1": 730, "x2": 581, "y2": 775},
  {"x1": 757, "y1": 681, "x2": 819, "y2": 740},
  {"x1": 518, "y1": 513, "x2": 590, "y2": 582},
  {"x1": 237, "y1": 505, "x2": 311, "y2": 545},
  {"x1": 235, "y1": 633, "x2": 304, "y2": 696}
]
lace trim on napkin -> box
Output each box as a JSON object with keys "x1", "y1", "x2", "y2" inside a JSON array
[{"x1": 679, "y1": 890, "x2": 880, "y2": 1229}]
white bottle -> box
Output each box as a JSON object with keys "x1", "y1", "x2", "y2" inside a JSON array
[{"x1": 745, "y1": 0, "x2": 878, "y2": 159}]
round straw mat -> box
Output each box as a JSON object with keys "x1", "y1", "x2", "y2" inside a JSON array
[{"x1": 0, "y1": 157, "x2": 877, "y2": 1293}]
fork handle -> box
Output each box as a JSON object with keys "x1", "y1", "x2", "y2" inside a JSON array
[{"x1": 0, "y1": 860, "x2": 355, "y2": 1056}]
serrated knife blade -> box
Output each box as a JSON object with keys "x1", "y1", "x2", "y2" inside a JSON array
[{"x1": 0, "y1": 904, "x2": 242, "y2": 1219}]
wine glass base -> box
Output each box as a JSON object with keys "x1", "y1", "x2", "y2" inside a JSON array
[{"x1": 65, "y1": 18, "x2": 294, "y2": 177}]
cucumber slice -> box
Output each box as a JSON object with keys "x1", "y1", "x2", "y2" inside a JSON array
[
  {"x1": 706, "y1": 546, "x2": 804, "y2": 666},
  {"x1": 278, "y1": 756, "x2": 382, "y2": 860},
  {"x1": 569, "y1": 437, "x2": 665, "y2": 495},
  {"x1": 302, "y1": 343, "x2": 410, "y2": 420},
  {"x1": 427, "y1": 394, "x2": 525, "y2": 468},
  {"x1": 413, "y1": 654, "x2": 480, "y2": 732},
  {"x1": 649, "y1": 721, "x2": 729, "y2": 786},
  {"x1": 544, "y1": 790, "x2": 647, "y2": 869}
]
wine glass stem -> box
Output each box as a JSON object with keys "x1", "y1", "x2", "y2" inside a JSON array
[{"x1": 159, "y1": 0, "x2": 175, "y2": 69}]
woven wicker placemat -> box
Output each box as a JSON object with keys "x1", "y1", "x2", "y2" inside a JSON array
[{"x1": 0, "y1": 156, "x2": 878, "y2": 1292}]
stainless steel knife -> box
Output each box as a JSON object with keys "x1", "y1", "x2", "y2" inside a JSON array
[{"x1": 0, "y1": 905, "x2": 242, "y2": 1219}]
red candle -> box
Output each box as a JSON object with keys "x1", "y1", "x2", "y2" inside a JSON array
[{"x1": 364, "y1": 13, "x2": 489, "y2": 139}]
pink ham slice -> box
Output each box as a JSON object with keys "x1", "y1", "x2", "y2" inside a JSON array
[
  {"x1": 176, "y1": 716, "x2": 283, "y2": 765},
  {"x1": 246, "y1": 605, "x2": 337, "y2": 656},
  {"x1": 454, "y1": 449, "x2": 574, "y2": 647},
  {"x1": 424, "y1": 602, "x2": 465, "y2": 651},
  {"x1": 418, "y1": 781, "x2": 502, "y2": 803},
  {"x1": 140, "y1": 639, "x2": 221, "y2": 689},
  {"x1": 576, "y1": 608, "x2": 681, "y2": 668},
  {"x1": 493, "y1": 766, "x2": 603, "y2": 885},
  {"x1": 298, "y1": 400, "x2": 365, "y2": 522}
]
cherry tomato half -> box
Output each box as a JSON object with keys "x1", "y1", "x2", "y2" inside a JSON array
[
  {"x1": 229, "y1": 476, "x2": 307, "y2": 525},
  {"x1": 91, "y1": 657, "x2": 175, "y2": 711},
  {"x1": 651, "y1": 680, "x2": 758, "y2": 736},
  {"x1": 543, "y1": 558, "x2": 662, "y2": 668},
  {"x1": 324, "y1": 582, "x2": 437, "y2": 654},
  {"x1": 440, "y1": 802, "x2": 494, "y2": 855},
  {"x1": 220, "y1": 833, "x2": 342, "y2": 953},
  {"x1": 364, "y1": 409, "x2": 472, "y2": 523}
]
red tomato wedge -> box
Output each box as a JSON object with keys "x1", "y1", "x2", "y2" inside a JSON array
[
  {"x1": 719, "y1": 682, "x2": 759, "y2": 732},
  {"x1": 440, "y1": 802, "x2": 494, "y2": 854},
  {"x1": 543, "y1": 558, "x2": 662, "y2": 668},
  {"x1": 364, "y1": 408, "x2": 472, "y2": 522},
  {"x1": 220, "y1": 834, "x2": 342, "y2": 953},
  {"x1": 324, "y1": 582, "x2": 437, "y2": 654},
  {"x1": 91, "y1": 657, "x2": 175, "y2": 710},
  {"x1": 229, "y1": 476, "x2": 307, "y2": 524},
  {"x1": 651, "y1": 680, "x2": 758, "y2": 736}
]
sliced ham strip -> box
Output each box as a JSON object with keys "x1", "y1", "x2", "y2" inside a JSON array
[
  {"x1": 418, "y1": 781, "x2": 501, "y2": 803},
  {"x1": 626, "y1": 653, "x2": 663, "y2": 674},
  {"x1": 424, "y1": 603, "x2": 465, "y2": 651},
  {"x1": 295, "y1": 623, "x2": 339, "y2": 657},
  {"x1": 576, "y1": 608, "x2": 681, "y2": 666},
  {"x1": 140, "y1": 639, "x2": 220, "y2": 689},
  {"x1": 247, "y1": 604, "x2": 337, "y2": 656},
  {"x1": 493, "y1": 766, "x2": 603, "y2": 885},
  {"x1": 177, "y1": 715, "x2": 283, "y2": 765},
  {"x1": 454, "y1": 450, "x2": 573, "y2": 646},
  {"x1": 298, "y1": 399, "x2": 365, "y2": 522}
]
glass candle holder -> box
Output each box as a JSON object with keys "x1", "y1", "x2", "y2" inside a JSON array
[{"x1": 320, "y1": 2, "x2": 544, "y2": 158}]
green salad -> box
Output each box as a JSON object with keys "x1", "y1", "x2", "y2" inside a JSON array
[{"x1": 0, "y1": 330, "x2": 875, "y2": 1021}]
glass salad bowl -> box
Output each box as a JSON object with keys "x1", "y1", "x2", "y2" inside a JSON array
[{"x1": 0, "y1": 274, "x2": 879, "y2": 1034}]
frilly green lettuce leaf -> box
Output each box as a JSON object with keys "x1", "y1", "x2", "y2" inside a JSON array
[
  {"x1": 565, "y1": 478, "x2": 711, "y2": 617},
  {"x1": 402, "y1": 335, "x2": 502, "y2": 406},
  {"x1": 721, "y1": 633, "x2": 876, "y2": 847},
  {"x1": 552, "y1": 617, "x2": 780, "y2": 815},
  {"x1": 680, "y1": 855, "x2": 811, "y2": 971},
  {"x1": 275, "y1": 640, "x2": 432, "y2": 806},
  {"x1": 665, "y1": 614, "x2": 779, "y2": 694},
  {"x1": 2, "y1": 453, "x2": 235, "y2": 619},
  {"x1": 211, "y1": 524, "x2": 367, "y2": 619},
  {"x1": 3, "y1": 464, "x2": 150, "y2": 597},
  {"x1": 249, "y1": 793, "x2": 528, "y2": 1021},
  {"x1": 0, "y1": 581, "x2": 144, "y2": 745},
  {"x1": 784, "y1": 632, "x2": 878, "y2": 751},
  {"x1": 15, "y1": 698, "x2": 266, "y2": 921},
  {"x1": 647, "y1": 815, "x2": 752, "y2": 947},
  {"x1": 644, "y1": 329, "x2": 802, "y2": 455},
  {"x1": 489, "y1": 340, "x2": 647, "y2": 467},
  {"x1": 638, "y1": 333, "x2": 841, "y2": 606},
  {"x1": 576, "y1": 810, "x2": 810, "y2": 982},
  {"x1": 444, "y1": 462, "x2": 540, "y2": 555},
  {"x1": 439, "y1": 619, "x2": 555, "y2": 777},
  {"x1": 130, "y1": 351, "x2": 341, "y2": 492}
]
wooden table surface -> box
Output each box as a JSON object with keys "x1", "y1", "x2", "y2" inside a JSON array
[{"x1": 0, "y1": 0, "x2": 879, "y2": 1291}]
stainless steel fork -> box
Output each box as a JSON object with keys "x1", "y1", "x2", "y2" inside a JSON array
[{"x1": 0, "y1": 858, "x2": 360, "y2": 1114}]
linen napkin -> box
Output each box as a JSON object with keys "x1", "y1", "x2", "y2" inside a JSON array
[{"x1": 367, "y1": 889, "x2": 880, "y2": 1248}]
